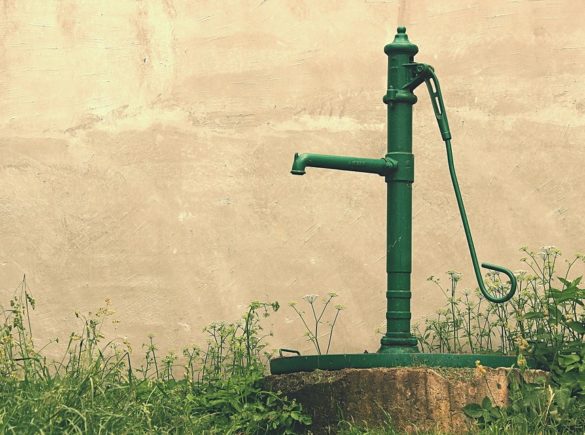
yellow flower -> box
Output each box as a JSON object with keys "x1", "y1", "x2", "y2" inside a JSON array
[
  {"x1": 123, "y1": 337, "x2": 132, "y2": 353},
  {"x1": 517, "y1": 353, "x2": 527, "y2": 369},
  {"x1": 475, "y1": 359, "x2": 487, "y2": 376},
  {"x1": 516, "y1": 337, "x2": 529, "y2": 351}
]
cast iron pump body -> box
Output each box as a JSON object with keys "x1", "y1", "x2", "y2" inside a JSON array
[{"x1": 271, "y1": 27, "x2": 519, "y2": 374}]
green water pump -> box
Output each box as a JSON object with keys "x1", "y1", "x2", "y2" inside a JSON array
[{"x1": 270, "y1": 27, "x2": 520, "y2": 374}]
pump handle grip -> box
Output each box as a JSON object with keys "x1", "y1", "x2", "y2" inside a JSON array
[{"x1": 425, "y1": 74, "x2": 451, "y2": 141}]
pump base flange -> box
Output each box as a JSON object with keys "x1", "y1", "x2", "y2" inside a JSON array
[{"x1": 269, "y1": 352, "x2": 526, "y2": 375}]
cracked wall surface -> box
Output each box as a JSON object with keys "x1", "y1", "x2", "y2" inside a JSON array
[{"x1": 1, "y1": 0, "x2": 584, "y2": 356}]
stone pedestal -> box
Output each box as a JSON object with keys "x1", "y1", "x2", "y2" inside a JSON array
[{"x1": 264, "y1": 367, "x2": 546, "y2": 433}]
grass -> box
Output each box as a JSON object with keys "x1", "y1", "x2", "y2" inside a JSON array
[{"x1": 0, "y1": 282, "x2": 310, "y2": 434}]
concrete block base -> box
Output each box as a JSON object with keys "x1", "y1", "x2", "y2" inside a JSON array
[{"x1": 264, "y1": 367, "x2": 546, "y2": 433}]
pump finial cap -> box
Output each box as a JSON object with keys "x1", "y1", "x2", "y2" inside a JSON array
[{"x1": 384, "y1": 25, "x2": 418, "y2": 56}]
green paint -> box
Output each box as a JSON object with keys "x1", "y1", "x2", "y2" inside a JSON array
[
  {"x1": 283, "y1": 27, "x2": 518, "y2": 371},
  {"x1": 291, "y1": 153, "x2": 397, "y2": 176},
  {"x1": 270, "y1": 353, "x2": 525, "y2": 375},
  {"x1": 380, "y1": 26, "x2": 419, "y2": 352}
]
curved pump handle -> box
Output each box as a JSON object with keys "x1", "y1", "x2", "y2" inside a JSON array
[{"x1": 413, "y1": 66, "x2": 517, "y2": 303}]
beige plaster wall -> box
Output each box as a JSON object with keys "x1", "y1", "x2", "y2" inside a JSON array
[{"x1": 1, "y1": 0, "x2": 584, "y2": 356}]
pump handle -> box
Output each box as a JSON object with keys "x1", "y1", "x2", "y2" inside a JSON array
[{"x1": 423, "y1": 68, "x2": 517, "y2": 303}]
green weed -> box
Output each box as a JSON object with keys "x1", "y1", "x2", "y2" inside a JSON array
[
  {"x1": 288, "y1": 292, "x2": 345, "y2": 355},
  {"x1": 423, "y1": 246, "x2": 585, "y2": 434},
  {"x1": 414, "y1": 247, "x2": 584, "y2": 358},
  {"x1": 0, "y1": 278, "x2": 310, "y2": 434},
  {"x1": 346, "y1": 246, "x2": 584, "y2": 434}
]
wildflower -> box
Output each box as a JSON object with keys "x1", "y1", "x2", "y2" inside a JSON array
[
  {"x1": 475, "y1": 360, "x2": 487, "y2": 376},
  {"x1": 516, "y1": 337, "x2": 529, "y2": 351},
  {"x1": 538, "y1": 246, "x2": 561, "y2": 260},
  {"x1": 288, "y1": 301, "x2": 297, "y2": 307},
  {"x1": 123, "y1": 337, "x2": 132, "y2": 352},
  {"x1": 164, "y1": 352, "x2": 177, "y2": 362},
  {"x1": 517, "y1": 353, "x2": 527, "y2": 369},
  {"x1": 486, "y1": 271, "x2": 498, "y2": 279},
  {"x1": 302, "y1": 294, "x2": 319, "y2": 304},
  {"x1": 334, "y1": 304, "x2": 345, "y2": 311},
  {"x1": 546, "y1": 384, "x2": 554, "y2": 401},
  {"x1": 447, "y1": 271, "x2": 462, "y2": 282},
  {"x1": 514, "y1": 270, "x2": 527, "y2": 281},
  {"x1": 327, "y1": 292, "x2": 338, "y2": 298}
]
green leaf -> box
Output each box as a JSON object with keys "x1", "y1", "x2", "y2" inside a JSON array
[
  {"x1": 566, "y1": 321, "x2": 585, "y2": 334},
  {"x1": 558, "y1": 275, "x2": 582, "y2": 288},
  {"x1": 551, "y1": 287, "x2": 581, "y2": 304},
  {"x1": 547, "y1": 304, "x2": 565, "y2": 321},
  {"x1": 558, "y1": 353, "x2": 581, "y2": 367},
  {"x1": 524, "y1": 311, "x2": 544, "y2": 320},
  {"x1": 481, "y1": 396, "x2": 493, "y2": 409},
  {"x1": 463, "y1": 403, "x2": 483, "y2": 418},
  {"x1": 557, "y1": 277, "x2": 572, "y2": 287},
  {"x1": 489, "y1": 407, "x2": 502, "y2": 419}
]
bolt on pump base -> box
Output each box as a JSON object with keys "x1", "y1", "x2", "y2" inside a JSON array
[{"x1": 270, "y1": 27, "x2": 523, "y2": 375}]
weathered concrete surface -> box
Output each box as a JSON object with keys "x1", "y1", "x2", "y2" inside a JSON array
[
  {"x1": 1, "y1": 1, "x2": 585, "y2": 356},
  {"x1": 264, "y1": 367, "x2": 547, "y2": 433}
]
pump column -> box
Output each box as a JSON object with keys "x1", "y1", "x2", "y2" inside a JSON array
[{"x1": 379, "y1": 27, "x2": 419, "y2": 353}]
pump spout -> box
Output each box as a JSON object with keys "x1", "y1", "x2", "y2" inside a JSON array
[
  {"x1": 291, "y1": 152, "x2": 397, "y2": 176},
  {"x1": 291, "y1": 153, "x2": 309, "y2": 175}
]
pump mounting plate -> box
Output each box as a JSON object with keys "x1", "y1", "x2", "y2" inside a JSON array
[{"x1": 269, "y1": 352, "x2": 525, "y2": 375}]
